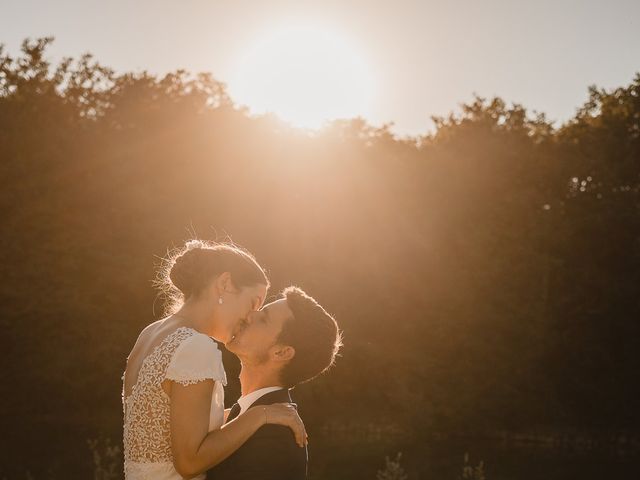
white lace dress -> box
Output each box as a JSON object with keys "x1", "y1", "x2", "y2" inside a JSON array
[{"x1": 122, "y1": 327, "x2": 227, "y2": 480}]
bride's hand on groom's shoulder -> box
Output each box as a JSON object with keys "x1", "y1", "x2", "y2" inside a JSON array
[{"x1": 251, "y1": 403, "x2": 308, "y2": 448}]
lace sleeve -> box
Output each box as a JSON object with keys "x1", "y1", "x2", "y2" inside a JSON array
[{"x1": 165, "y1": 333, "x2": 227, "y2": 386}]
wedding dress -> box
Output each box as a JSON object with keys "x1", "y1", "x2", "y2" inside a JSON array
[{"x1": 122, "y1": 327, "x2": 227, "y2": 480}]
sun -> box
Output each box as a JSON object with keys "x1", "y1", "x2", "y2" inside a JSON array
[{"x1": 227, "y1": 25, "x2": 376, "y2": 130}]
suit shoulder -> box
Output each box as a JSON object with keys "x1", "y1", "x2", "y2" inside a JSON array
[
  {"x1": 252, "y1": 423, "x2": 298, "y2": 442},
  {"x1": 247, "y1": 424, "x2": 306, "y2": 457}
]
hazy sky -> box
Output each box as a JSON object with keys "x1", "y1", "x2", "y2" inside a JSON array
[{"x1": 2, "y1": 0, "x2": 639, "y2": 136}]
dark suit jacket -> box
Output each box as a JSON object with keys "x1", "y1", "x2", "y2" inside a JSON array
[{"x1": 206, "y1": 389, "x2": 308, "y2": 480}]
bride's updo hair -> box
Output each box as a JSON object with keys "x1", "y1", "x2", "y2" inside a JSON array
[{"x1": 156, "y1": 239, "x2": 269, "y2": 314}]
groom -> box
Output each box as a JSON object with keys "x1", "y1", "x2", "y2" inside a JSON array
[{"x1": 207, "y1": 286, "x2": 342, "y2": 480}]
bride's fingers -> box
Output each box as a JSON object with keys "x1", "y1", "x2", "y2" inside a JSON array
[
  {"x1": 287, "y1": 409, "x2": 304, "y2": 447},
  {"x1": 302, "y1": 421, "x2": 308, "y2": 446},
  {"x1": 267, "y1": 403, "x2": 308, "y2": 447},
  {"x1": 290, "y1": 406, "x2": 307, "y2": 447},
  {"x1": 285, "y1": 405, "x2": 305, "y2": 447},
  {"x1": 293, "y1": 414, "x2": 305, "y2": 446}
]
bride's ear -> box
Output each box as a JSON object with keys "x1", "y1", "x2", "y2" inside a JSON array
[{"x1": 214, "y1": 271, "x2": 238, "y2": 295}]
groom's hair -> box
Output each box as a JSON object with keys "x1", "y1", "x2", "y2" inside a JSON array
[{"x1": 277, "y1": 286, "x2": 342, "y2": 388}]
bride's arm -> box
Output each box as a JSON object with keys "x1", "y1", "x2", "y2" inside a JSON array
[{"x1": 169, "y1": 380, "x2": 306, "y2": 478}]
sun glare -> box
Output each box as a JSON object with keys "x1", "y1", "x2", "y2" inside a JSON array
[{"x1": 228, "y1": 25, "x2": 376, "y2": 130}]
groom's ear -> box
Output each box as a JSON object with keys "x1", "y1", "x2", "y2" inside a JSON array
[{"x1": 273, "y1": 345, "x2": 295, "y2": 363}]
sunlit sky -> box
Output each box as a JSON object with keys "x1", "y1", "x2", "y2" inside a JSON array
[{"x1": 2, "y1": 0, "x2": 639, "y2": 135}]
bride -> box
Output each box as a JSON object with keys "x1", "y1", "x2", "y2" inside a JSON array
[{"x1": 122, "y1": 239, "x2": 306, "y2": 480}]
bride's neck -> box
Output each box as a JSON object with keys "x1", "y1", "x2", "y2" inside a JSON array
[{"x1": 172, "y1": 301, "x2": 215, "y2": 336}]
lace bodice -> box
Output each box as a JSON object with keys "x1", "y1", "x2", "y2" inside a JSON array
[{"x1": 122, "y1": 327, "x2": 226, "y2": 479}]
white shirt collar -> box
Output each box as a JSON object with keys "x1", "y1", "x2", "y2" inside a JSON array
[{"x1": 237, "y1": 386, "x2": 284, "y2": 415}]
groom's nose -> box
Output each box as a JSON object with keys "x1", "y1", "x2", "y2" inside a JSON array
[{"x1": 244, "y1": 311, "x2": 256, "y2": 325}]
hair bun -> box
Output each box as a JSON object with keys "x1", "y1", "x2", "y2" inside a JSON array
[
  {"x1": 169, "y1": 243, "x2": 207, "y2": 297},
  {"x1": 184, "y1": 239, "x2": 203, "y2": 252}
]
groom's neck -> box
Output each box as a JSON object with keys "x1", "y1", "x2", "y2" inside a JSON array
[{"x1": 239, "y1": 364, "x2": 284, "y2": 397}]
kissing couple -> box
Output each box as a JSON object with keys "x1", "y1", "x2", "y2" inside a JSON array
[{"x1": 122, "y1": 239, "x2": 342, "y2": 480}]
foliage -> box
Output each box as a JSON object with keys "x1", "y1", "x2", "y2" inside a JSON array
[
  {"x1": 87, "y1": 438, "x2": 122, "y2": 480},
  {"x1": 376, "y1": 453, "x2": 409, "y2": 480},
  {"x1": 460, "y1": 453, "x2": 485, "y2": 480}
]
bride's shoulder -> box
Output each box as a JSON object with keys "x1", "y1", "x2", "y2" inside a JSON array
[
  {"x1": 136, "y1": 318, "x2": 165, "y2": 339},
  {"x1": 166, "y1": 330, "x2": 226, "y2": 385},
  {"x1": 175, "y1": 330, "x2": 220, "y2": 355},
  {"x1": 126, "y1": 320, "x2": 164, "y2": 360}
]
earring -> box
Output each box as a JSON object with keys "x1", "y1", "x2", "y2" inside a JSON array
[{"x1": 218, "y1": 297, "x2": 223, "y2": 305}]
